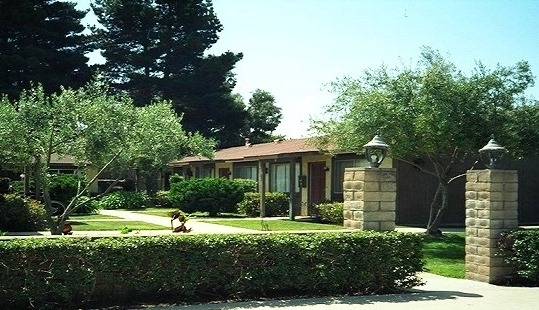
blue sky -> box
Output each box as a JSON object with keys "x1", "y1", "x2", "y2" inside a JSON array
[{"x1": 77, "y1": 0, "x2": 539, "y2": 139}]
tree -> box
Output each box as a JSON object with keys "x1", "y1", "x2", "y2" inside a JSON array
[
  {"x1": 91, "y1": 0, "x2": 245, "y2": 148},
  {"x1": 0, "y1": 0, "x2": 93, "y2": 99},
  {"x1": 310, "y1": 47, "x2": 537, "y2": 235},
  {"x1": 243, "y1": 89, "x2": 283, "y2": 144},
  {"x1": 0, "y1": 79, "x2": 215, "y2": 234}
]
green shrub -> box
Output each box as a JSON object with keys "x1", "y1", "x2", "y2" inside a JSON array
[
  {"x1": 0, "y1": 232, "x2": 424, "y2": 309},
  {"x1": 48, "y1": 174, "x2": 86, "y2": 206},
  {"x1": 0, "y1": 194, "x2": 47, "y2": 231},
  {"x1": 153, "y1": 190, "x2": 175, "y2": 208},
  {"x1": 94, "y1": 191, "x2": 151, "y2": 210},
  {"x1": 238, "y1": 192, "x2": 289, "y2": 217},
  {"x1": 71, "y1": 196, "x2": 101, "y2": 214},
  {"x1": 314, "y1": 202, "x2": 344, "y2": 224},
  {"x1": 169, "y1": 173, "x2": 183, "y2": 185},
  {"x1": 232, "y1": 178, "x2": 257, "y2": 194},
  {"x1": 498, "y1": 229, "x2": 539, "y2": 286},
  {"x1": 168, "y1": 177, "x2": 244, "y2": 216}
]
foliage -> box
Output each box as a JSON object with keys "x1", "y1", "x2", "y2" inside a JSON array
[
  {"x1": 0, "y1": 81, "x2": 214, "y2": 234},
  {"x1": 498, "y1": 229, "x2": 539, "y2": 286},
  {"x1": 0, "y1": 194, "x2": 47, "y2": 232},
  {"x1": 0, "y1": 177, "x2": 10, "y2": 194},
  {"x1": 238, "y1": 89, "x2": 283, "y2": 144},
  {"x1": 168, "y1": 177, "x2": 244, "y2": 216},
  {"x1": 310, "y1": 47, "x2": 537, "y2": 234},
  {"x1": 238, "y1": 192, "x2": 290, "y2": 217},
  {"x1": 0, "y1": 0, "x2": 92, "y2": 99},
  {"x1": 48, "y1": 174, "x2": 86, "y2": 207},
  {"x1": 0, "y1": 232, "x2": 424, "y2": 309},
  {"x1": 94, "y1": 191, "x2": 152, "y2": 210},
  {"x1": 232, "y1": 178, "x2": 258, "y2": 194},
  {"x1": 313, "y1": 202, "x2": 344, "y2": 224},
  {"x1": 70, "y1": 195, "x2": 101, "y2": 214},
  {"x1": 169, "y1": 173, "x2": 184, "y2": 185},
  {"x1": 153, "y1": 190, "x2": 175, "y2": 208},
  {"x1": 91, "y1": 0, "x2": 246, "y2": 148}
]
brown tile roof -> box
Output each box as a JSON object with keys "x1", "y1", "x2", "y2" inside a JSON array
[{"x1": 171, "y1": 138, "x2": 323, "y2": 165}]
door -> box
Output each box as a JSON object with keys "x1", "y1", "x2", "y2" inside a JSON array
[{"x1": 309, "y1": 162, "x2": 326, "y2": 208}]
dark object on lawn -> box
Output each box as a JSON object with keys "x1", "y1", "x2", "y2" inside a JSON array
[
  {"x1": 62, "y1": 223, "x2": 73, "y2": 235},
  {"x1": 169, "y1": 210, "x2": 192, "y2": 233}
]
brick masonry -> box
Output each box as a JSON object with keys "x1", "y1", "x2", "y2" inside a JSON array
[
  {"x1": 465, "y1": 169, "x2": 518, "y2": 283},
  {"x1": 343, "y1": 168, "x2": 396, "y2": 231}
]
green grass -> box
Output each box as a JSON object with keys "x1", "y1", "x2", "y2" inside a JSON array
[
  {"x1": 68, "y1": 220, "x2": 167, "y2": 231},
  {"x1": 421, "y1": 233, "x2": 466, "y2": 278},
  {"x1": 69, "y1": 213, "x2": 119, "y2": 220},
  {"x1": 197, "y1": 219, "x2": 345, "y2": 231}
]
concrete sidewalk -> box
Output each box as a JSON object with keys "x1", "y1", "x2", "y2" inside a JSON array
[{"x1": 132, "y1": 272, "x2": 539, "y2": 310}]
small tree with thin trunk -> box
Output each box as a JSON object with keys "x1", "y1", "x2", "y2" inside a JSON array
[
  {"x1": 0, "y1": 79, "x2": 214, "y2": 234},
  {"x1": 309, "y1": 47, "x2": 538, "y2": 234}
]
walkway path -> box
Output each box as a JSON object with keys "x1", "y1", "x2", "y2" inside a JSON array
[{"x1": 132, "y1": 272, "x2": 539, "y2": 310}]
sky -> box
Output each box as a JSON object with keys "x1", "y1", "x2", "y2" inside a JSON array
[{"x1": 76, "y1": 0, "x2": 539, "y2": 139}]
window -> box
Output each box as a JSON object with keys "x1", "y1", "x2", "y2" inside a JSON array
[
  {"x1": 270, "y1": 162, "x2": 300, "y2": 193},
  {"x1": 200, "y1": 165, "x2": 214, "y2": 178},
  {"x1": 234, "y1": 165, "x2": 257, "y2": 181}
]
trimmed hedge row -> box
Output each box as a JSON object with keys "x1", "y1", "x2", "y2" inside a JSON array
[
  {"x1": 498, "y1": 229, "x2": 539, "y2": 286},
  {"x1": 0, "y1": 232, "x2": 424, "y2": 309}
]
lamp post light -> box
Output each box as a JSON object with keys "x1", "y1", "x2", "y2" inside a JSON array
[
  {"x1": 363, "y1": 131, "x2": 389, "y2": 168},
  {"x1": 479, "y1": 134, "x2": 507, "y2": 169}
]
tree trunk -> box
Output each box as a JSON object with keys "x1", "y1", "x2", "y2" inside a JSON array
[{"x1": 426, "y1": 181, "x2": 449, "y2": 235}]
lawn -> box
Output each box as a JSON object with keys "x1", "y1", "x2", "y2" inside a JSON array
[
  {"x1": 197, "y1": 219, "x2": 345, "y2": 231},
  {"x1": 67, "y1": 213, "x2": 167, "y2": 231},
  {"x1": 421, "y1": 233, "x2": 466, "y2": 278}
]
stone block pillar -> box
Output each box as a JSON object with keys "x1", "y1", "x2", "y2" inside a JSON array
[
  {"x1": 343, "y1": 168, "x2": 396, "y2": 231},
  {"x1": 465, "y1": 169, "x2": 518, "y2": 283}
]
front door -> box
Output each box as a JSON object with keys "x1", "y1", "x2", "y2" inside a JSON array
[{"x1": 309, "y1": 162, "x2": 326, "y2": 208}]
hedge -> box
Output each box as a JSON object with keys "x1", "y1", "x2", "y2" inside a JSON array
[
  {"x1": 498, "y1": 229, "x2": 539, "y2": 286},
  {"x1": 0, "y1": 232, "x2": 424, "y2": 309}
]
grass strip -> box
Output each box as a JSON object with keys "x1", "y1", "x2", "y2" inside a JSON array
[
  {"x1": 421, "y1": 232, "x2": 465, "y2": 278},
  {"x1": 69, "y1": 220, "x2": 167, "y2": 231},
  {"x1": 197, "y1": 219, "x2": 344, "y2": 231}
]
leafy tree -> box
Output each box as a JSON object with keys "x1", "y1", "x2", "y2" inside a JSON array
[
  {"x1": 243, "y1": 89, "x2": 283, "y2": 144},
  {"x1": 310, "y1": 47, "x2": 537, "y2": 235},
  {"x1": 91, "y1": 0, "x2": 245, "y2": 148},
  {"x1": 0, "y1": 79, "x2": 214, "y2": 234},
  {"x1": 0, "y1": 0, "x2": 93, "y2": 99}
]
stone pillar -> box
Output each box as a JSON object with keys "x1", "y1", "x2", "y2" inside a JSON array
[
  {"x1": 343, "y1": 168, "x2": 396, "y2": 231},
  {"x1": 465, "y1": 170, "x2": 518, "y2": 284}
]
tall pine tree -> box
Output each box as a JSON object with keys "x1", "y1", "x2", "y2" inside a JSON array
[
  {"x1": 91, "y1": 0, "x2": 246, "y2": 147},
  {"x1": 0, "y1": 0, "x2": 93, "y2": 98}
]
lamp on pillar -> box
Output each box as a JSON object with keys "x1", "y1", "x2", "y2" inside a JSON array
[
  {"x1": 479, "y1": 134, "x2": 507, "y2": 169},
  {"x1": 363, "y1": 131, "x2": 389, "y2": 168}
]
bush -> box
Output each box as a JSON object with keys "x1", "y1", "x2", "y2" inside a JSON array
[
  {"x1": 313, "y1": 202, "x2": 344, "y2": 224},
  {"x1": 232, "y1": 178, "x2": 257, "y2": 194},
  {"x1": 0, "y1": 232, "x2": 424, "y2": 309},
  {"x1": 498, "y1": 229, "x2": 539, "y2": 286},
  {"x1": 168, "y1": 177, "x2": 244, "y2": 216},
  {"x1": 0, "y1": 194, "x2": 47, "y2": 231},
  {"x1": 71, "y1": 196, "x2": 101, "y2": 214},
  {"x1": 48, "y1": 174, "x2": 86, "y2": 206},
  {"x1": 238, "y1": 192, "x2": 289, "y2": 217},
  {"x1": 94, "y1": 191, "x2": 152, "y2": 210},
  {"x1": 153, "y1": 190, "x2": 175, "y2": 208}
]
